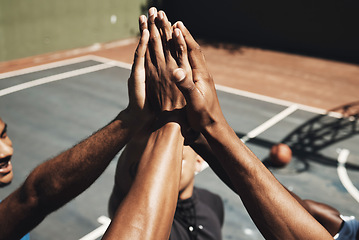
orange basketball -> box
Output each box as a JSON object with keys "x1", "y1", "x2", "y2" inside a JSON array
[{"x1": 270, "y1": 143, "x2": 292, "y2": 167}]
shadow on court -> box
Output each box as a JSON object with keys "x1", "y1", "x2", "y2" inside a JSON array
[{"x1": 238, "y1": 101, "x2": 359, "y2": 173}]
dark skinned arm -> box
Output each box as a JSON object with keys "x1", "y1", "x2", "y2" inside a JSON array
[
  {"x1": 0, "y1": 16, "x2": 151, "y2": 240},
  {"x1": 169, "y1": 20, "x2": 332, "y2": 240},
  {"x1": 104, "y1": 8, "x2": 187, "y2": 239},
  {"x1": 190, "y1": 133, "x2": 236, "y2": 192},
  {"x1": 103, "y1": 121, "x2": 184, "y2": 240}
]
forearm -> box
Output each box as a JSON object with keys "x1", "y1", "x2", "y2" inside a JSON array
[
  {"x1": 36, "y1": 110, "x2": 143, "y2": 204},
  {"x1": 190, "y1": 134, "x2": 236, "y2": 192},
  {"x1": 202, "y1": 122, "x2": 332, "y2": 240},
  {"x1": 0, "y1": 110, "x2": 142, "y2": 240},
  {"x1": 103, "y1": 122, "x2": 183, "y2": 240},
  {"x1": 109, "y1": 128, "x2": 152, "y2": 219}
]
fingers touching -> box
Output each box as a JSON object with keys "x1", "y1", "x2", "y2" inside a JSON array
[
  {"x1": 158, "y1": 11, "x2": 172, "y2": 44},
  {"x1": 173, "y1": 21, "x2": 208, "y2": 77},
  {"x1": 172, "y1": 28, "x2": 190, "y2": 72},
  {"x1": 148, "y1": 8, "x2": 176, "y2": 65},
  {"x1": 135, "y1": 7, "x2": 210, "y2": 117},
  {"x1": 147, "y1": 7, "x2": 165, "y2": 66},
  {"x1": 144, "y1": 7, "x2": 187, "y2": 113},
  {"x1": 171, "y1": 25, "x2": 198, "y2": 101},
  {"x1": 173, "y1": 21, "x2": 197, "y2": 50},
  {"x1": 171, "y1": 29, "x2": 196, "y2": 99}
]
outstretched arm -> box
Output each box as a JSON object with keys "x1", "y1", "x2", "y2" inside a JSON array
[
  {"x1": 192, "y1": 133, "x2": 343, "y2": 237},
  {"x1": 0, "y1": 18, "x2": 151, "y2": 240},
  {"x1": 191, "y1": 132, "x2": 343, "y2": 237},
  {"x1": 108, "y1": 127, "x2": 152, "y2": 219},
  {"x1": 190, "y1": 133, "x2": 236, "y2": 192},
  {"x1": 104, "y1": 8, "x2": 187, "y2": 239},
  {"x1": 287, "y1": 190, "x2": 343, "y2": 236},
  {"x1": 170, "y1": 21, "x2": 332, "y2": 240},
  {"x1": 108, "y1": 9, "x2": 193, "y2": 218},
  {"x1": 103, "y1": 121, "x2": 184, "y2": 240}
]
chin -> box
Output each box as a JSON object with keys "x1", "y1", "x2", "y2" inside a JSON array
[
  {"x1": 0, "y1": 172, "x2": 13, "y2": 187},
  {"x1": 0, "y1": 181, "x2": 12, "y2": 188}
]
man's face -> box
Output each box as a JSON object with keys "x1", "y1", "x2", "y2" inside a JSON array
[
  {"x1": 179, "y1": 146, "x2": 203, "y2": 192},
  {"x1": 0, "y1": 118, "x2": 14, "y2": 187}
]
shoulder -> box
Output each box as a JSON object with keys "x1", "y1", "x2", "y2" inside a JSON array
[
  {"x1": 195, "y1": 187, "x2": 222, "y2": 205},
  {"x1": 194, "y1": 187, "x2": 224, "y2": 225}
]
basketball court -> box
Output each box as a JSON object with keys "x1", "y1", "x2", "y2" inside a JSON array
[{"x1": 0, "y1": 42, "x2": 358, "y2": 240}]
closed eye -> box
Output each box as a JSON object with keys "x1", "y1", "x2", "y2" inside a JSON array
[{"x1": 0, "y1": 124, "x2": 7, "y2": 138}]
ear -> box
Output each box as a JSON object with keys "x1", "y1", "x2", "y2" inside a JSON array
[{"x1": 194, "y1": 155, "x2": 204, "y2": 173}]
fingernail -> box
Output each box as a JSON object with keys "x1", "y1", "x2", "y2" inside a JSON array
[
  {"x1": 177, "y1": 21, "x2": 184, "y2": 28},
  {"x1": 158, "y1": 11, "x2": 164, "y2": 20},
  {"x1": 139, "y1": 15, "x2": 145, "y2": 23},
  {"x1": 149, "y1": 7, "x2": 156, "y2": 17}
]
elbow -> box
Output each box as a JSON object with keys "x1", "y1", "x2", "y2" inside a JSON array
[
  {"x1": 18, "y1": 169, "x2": 61, "y2": 214},
  {"x1": 15, "y1": 179, "x2": 42, "y2": 216}
]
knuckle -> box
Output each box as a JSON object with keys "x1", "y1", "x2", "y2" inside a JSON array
[
  {"x1": 189, "y1": 43, "x2": 202, "y2": 54},
  {"x1": 140, "y1": 21, "x2": 147, "y2": 29},
  {"x1": 150, "y1": 32, "x2": 160, "y2": 42},
  {"x1": 134, "y1": 49, "x2": 140, "y2": 59},
  {"x1": 179, "y1": 44, "x2": 186, "y2": 53}
]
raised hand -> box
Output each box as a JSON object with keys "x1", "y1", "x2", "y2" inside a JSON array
[
  {"x1": 145, "y1": 7, "x2": 186, "y2": 114},
  {"x1": 171, "y1": 22, "x2": 227, "y2": 132},
  {"x1": 125, "y1": 15, "x2": 151, "y2": 123}
]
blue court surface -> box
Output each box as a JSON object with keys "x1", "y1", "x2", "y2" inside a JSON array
[{"x1": 1, "y1": 56, "x2": 358, "y2": 240}]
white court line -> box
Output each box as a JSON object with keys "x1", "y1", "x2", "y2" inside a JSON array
[
  {"x1": 337, "y1": 149, "x2": 359, "y2": 203},
  {"x1": 86, "y1": 55, "x2": 344, "y2": 119},
  {"x1": 87, "y1": 55, "x2": 132, "y2": 70},
  {"x1": 241, "y1": 104, "x2": 299, "y2": 143},
  {"x1": 0, "y1": 37, "x2": 139, "y2": 80},
  {"x1": 0, "y1": 53, "x2": 345, "y2": 120},
  {"x1": 200, "y1": 104, "x2": 299, "y2": 172},
  {"x1": 79, "y1": 216, "x2": 111, "y2": 240},
  {"x1": 0, "y1": 55, "x2": 95, "y2": 79},
  {"x1": 90, "y1": 55, "x2": 344, "y2": 119},
  {"x1": 215, "y1": 84, "x2": 343, "y2": 119},
  {"x1": 0, "y1": 62, "x2": 116, "y2": 97}
]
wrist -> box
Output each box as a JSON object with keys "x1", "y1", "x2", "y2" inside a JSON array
[
  {"x1": 153, "y1": 109, "x2": 187, "y2": 131},
  {"x1": 117, "y1": 107, "x2": 154, "y2": 130},
  {"x1": 202, "y1": 118, "x2": 231, "y2": 140}
]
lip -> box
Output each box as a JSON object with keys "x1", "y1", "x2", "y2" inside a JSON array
[{"x1": 0, "y1": 161, "x2": 12, "y2": 174}]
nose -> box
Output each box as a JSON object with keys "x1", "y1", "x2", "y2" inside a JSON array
[{"x1": 0, "y1": 139, "x2": 13, "y2": 159}]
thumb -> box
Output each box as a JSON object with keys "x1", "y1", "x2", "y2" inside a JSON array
[{"x1": 172, "y1": 68, "x2": 197, "y2": 100}]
